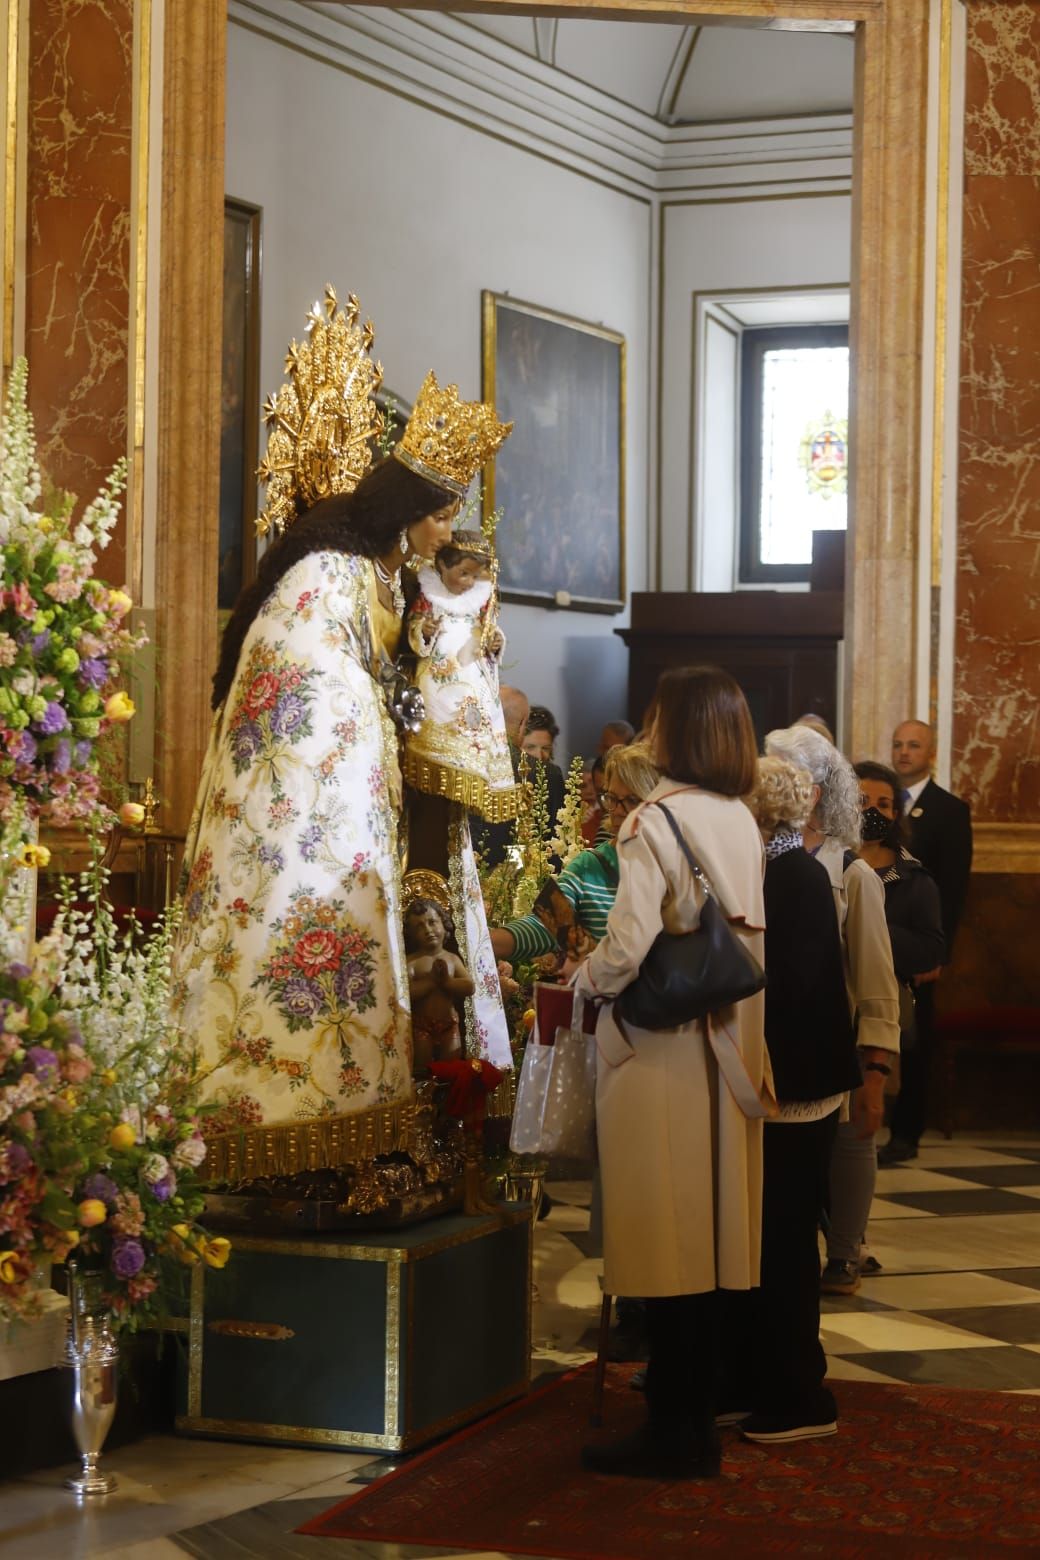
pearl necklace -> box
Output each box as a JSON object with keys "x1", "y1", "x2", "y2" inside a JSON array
[{"x1": 374, "y1": 558, "x2": 393, "y2": 587}]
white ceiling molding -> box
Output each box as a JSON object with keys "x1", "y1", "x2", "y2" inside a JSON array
[
  {"x1": 657, "y1": 27, "x2": 700, "y2": 125},
  {"x1": 235, "y1": 2, "x2": 852, "y2": 200},
  {"x1": 532, "y1": 17, "x2": 558, "y2": 67}
]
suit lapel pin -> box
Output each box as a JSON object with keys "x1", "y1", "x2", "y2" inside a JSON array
[{"x1": 911, "y1": 807, "x2": 924, "y2": 818}]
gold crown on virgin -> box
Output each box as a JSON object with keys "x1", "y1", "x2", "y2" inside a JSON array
[
  {"x1": 256, "y1": 285, "x2": 384, "y2": 537},
  {"x1": 393, "y1": 371, "x2": 512, "y2": 498}
]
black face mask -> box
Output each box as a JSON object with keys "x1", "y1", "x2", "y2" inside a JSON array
[{"x1": 861, "y1": 805, "x2": 898, "y2": 845}]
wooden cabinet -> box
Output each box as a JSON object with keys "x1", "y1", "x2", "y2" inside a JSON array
[{"x1": 617, "y1": 591, "x2": 844, "y2": 744}]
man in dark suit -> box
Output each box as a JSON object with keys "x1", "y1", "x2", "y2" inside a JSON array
[{"x1": 879, "y1": 719, "x2": 973, "y2": 1164}]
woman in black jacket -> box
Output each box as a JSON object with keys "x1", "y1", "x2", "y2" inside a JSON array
[
  {"x1": 724, "y1": 757, "x2": 862, "y2": 1444},
  {"x1": 853, "y1": 761, "x2": 945, "y2": 1023}
]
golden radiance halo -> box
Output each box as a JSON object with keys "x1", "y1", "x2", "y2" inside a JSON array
[{"x1": 256, "y1": 284, "x2": 384, "y2": 538}]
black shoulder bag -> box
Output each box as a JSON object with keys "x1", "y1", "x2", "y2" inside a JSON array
[{"x1": 617, "y1": 802, "x2": 766, "y2": 1032}]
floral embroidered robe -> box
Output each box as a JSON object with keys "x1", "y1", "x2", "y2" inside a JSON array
[{"x1": 170, "y1": 551, "x2": 414, "y2": 1160}]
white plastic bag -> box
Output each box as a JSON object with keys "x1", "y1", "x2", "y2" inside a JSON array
[{"x1": 509, "y1": 990, "x2": 597, "y2": 1159}]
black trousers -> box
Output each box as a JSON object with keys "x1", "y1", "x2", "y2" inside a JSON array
[
  {"x1": 889, "y1": 983, "x2": 934, "y2": 1146},
  {"x1": 721, "y1": 1113, "x2": 837, "y2": 1422},
  {"x1": 643, "y1": 1291, "x2": 720, "y2": 1446}
]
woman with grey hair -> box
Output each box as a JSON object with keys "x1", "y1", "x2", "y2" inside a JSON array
[{"x1": 764, "y1": 725, "x2": 900, "y2": 1301}]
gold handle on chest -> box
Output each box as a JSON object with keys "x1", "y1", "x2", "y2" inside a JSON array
[{"x1": 206, "y1": 1319, "x2": 295, "y2": 1341}]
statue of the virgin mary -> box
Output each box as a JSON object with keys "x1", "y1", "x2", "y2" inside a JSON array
[{"x1": 169, "y1": 288, "x2": 513, "y2": 1188}]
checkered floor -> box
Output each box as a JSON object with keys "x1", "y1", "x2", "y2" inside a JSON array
[
  {"x1": 533, "y1": 1133, "x2": 1040, "y2": 1396},
  {"x1": 5, "y1": 1133, "x2": 1039, "y2": 1559}
]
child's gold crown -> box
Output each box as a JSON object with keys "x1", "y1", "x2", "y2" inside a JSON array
[{"x1": 394, "y1": 371, "x2": 511, "y2": 498}]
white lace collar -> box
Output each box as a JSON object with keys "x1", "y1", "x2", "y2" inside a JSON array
[{"x1": 415, "y1": 563, "x2": 492, "y2": 616}]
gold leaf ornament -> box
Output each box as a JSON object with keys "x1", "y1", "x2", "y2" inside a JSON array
[{"x1": 256, "y1": 285, "x2": 385, "y2": 537}]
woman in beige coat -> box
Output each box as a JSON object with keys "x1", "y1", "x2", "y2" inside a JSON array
[{"x1": 577, "y1": 666, "x2": 773, "y2": 1480}]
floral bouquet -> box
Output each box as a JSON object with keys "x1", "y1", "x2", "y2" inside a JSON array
[
  {"x1": 0, "y1": 820, "x2": 227, "y2": 1330},
  {"x1": 0, "y1": 357, "x2": 142, "y2": 827}
]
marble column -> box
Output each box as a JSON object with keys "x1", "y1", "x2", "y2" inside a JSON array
[
  {"x1": 940, "y1": 3, "x2": 1040, "y2": 1104},
  {"x1": 953, "y1": 2, "x2": 1040, "y2": 825},
  {"x1": 25, "y1": 0, "x2": 133, "y2": 586}
]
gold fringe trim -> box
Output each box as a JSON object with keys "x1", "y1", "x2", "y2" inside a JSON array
[
  {"x1": 403, "y1": 751, "x2": 520, "y2": 821},
  {"x1": 203, "y1": 1097, "x2": 418, "y2": 1184}
]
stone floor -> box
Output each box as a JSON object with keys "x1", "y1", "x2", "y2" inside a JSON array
[{"x1": 3, "y1": 1130, "x2": 1040, "y2": 1559}]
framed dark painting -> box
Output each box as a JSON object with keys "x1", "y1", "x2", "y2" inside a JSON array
[
  {"x1": 219, "y1": 197, "x2": 262, "y2": 623},
  {"x1": 481, "y1": 292, "x2": 625, "y2": 613}
]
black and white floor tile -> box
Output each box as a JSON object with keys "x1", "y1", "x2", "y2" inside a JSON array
[{"x1": 1, "y1": 1132, "x2": 1039, "y2": 1559}]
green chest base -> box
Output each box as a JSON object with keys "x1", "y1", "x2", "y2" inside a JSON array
[{"x1": 176, "y1": 1206, "x2": 532, "y2": 1454}]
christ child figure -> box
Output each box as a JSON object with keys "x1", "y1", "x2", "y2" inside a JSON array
[
  {"x1": 403, "y1": 531, "x2": 517, "y2": 821},
  {"x1": 404, "y1": 897, "x2": 502, "y2": 1216},
  {"x1": 404, "y1": 898, "x2": 475, "y2": 1075}
]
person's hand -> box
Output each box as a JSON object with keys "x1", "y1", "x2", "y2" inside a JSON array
[
  {"x1": 851, "y1": 1076, "x2": 885, "y2": 1138},
  {"x1": 913, "y1": 966, "x2": 943, "y2": 986},
  {"x1": 496, "y1": 960, "x2": 519, "y2": 999},
  {"x1": 432, "y1": 958, "x2": 449, "y2": 984},
  {"x1": 488, "y1": 628, "x2": 505, "y2": 655}
]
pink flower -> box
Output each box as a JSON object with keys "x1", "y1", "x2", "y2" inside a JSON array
[
  {"x1": 62, "y1": 1044, "x2": 93, "y2": 1084},
  {"x1": 7, "y1": 583, "x2": 36, "y2": 619}
]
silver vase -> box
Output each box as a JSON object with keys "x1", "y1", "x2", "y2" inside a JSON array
[{"x1": 64, "y1": 1265, "x2": 119, "y2": 1497}]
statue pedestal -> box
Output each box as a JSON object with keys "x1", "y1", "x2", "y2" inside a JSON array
[{"x1": 175, "y1": 1207, "x2": 532, "y2": 1454}]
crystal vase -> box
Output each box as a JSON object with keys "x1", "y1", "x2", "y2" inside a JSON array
[{"x1": 64, "y1": 1264, "x2": 119, "y2": 1497}]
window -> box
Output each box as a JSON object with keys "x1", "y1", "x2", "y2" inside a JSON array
[{"x1": 739, "y1": 324, "x2": 849, "y2": 584}]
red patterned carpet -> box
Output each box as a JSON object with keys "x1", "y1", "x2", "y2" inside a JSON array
[{"x1": 299, "y1": 1366, "x2": 1040, "y2": 1558}]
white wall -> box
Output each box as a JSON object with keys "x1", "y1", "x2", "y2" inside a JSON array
[
  {"x1": 658, "y1": 194, "x2": 852, "y2": 590},
  {"x1": 225, "y1": 12, "x2": 651, "y2": 761}
]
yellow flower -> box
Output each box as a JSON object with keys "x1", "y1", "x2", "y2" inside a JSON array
[
  {"x1": 101, "y1": 1069, "x2": 117, "y2": 1086},
  {"x1": 104, "y1": 691, "x2": 136, "y2": 723},
  {"x1": 119, "y1": 801, "x2": 145, "y2": 829},
  {"x1": 37, "y1": 516, "x2": 54, "y2": 534},
  {"x1": 15, "y1": 843, "x2": 51, "y2": 869},
  {"x1": 0, "y1": 1251, "x2": 22, "y2": 1284},
  {"x1": 201, "y1": 1237, "x2": 232, "y2": 1270},
  {"x1": 109, "y1": 1121, "x2": 136, "y2": 1151},
  {"x1": 108, "y1": 589, "x2": 133, "y2": 618},
  {"x1": 169, "y1": 1224, "x2": 200, "y2": 1266},
  {"x1": 77, "y1": 1199, "x2": 108, "y2": 1229}
]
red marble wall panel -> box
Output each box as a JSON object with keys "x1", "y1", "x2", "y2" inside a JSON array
[
  {"x1": 25, "y1": 0, "x2": 133, "y2": 585},
  {"x1": 953, "y1": 3, "x2": 1040, "y2": 822}
]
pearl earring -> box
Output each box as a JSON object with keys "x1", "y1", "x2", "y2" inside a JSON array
[{"x1": 399, "y1": 529, "x2": 410, "y2": 559}]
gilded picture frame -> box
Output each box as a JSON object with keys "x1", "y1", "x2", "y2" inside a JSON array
[
  {"x1": 481, "y1": 292, "x2": 626, "y2": 613},
  {"x1": 218, "y1": 197, "x2": 262, "y2": 624}
]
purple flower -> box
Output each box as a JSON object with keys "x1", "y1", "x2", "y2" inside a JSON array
[
  {"x1": 0, "y1": 1142, "x2": 32, "y2": 1181},
  {"x1": 334, "y1": 961, "x2": 372, "y2": 1007},
  {"x1": 7, "y1": 962, "x2": 31, "y2": 980},
  {"x1": 150, "y1": 1173, "x2": 176, "y2": 1202},
  {"x1": 231, "y1": 720, "x2": 262, "y2": 766},
  {"x1": 27, "y1": 1046, "x2": 60, "y2": 1081},
  {"x1": 50, "y1": 737, "x2": 71, "y2": 774},
  {"x1": 281, "y1": 976, "x2": 323, "y2": 1018},
  {"x1": 81, "y1": 1172, "x2": 119, "y2": 1207},
  {"x1": 185, "y1": 890, "x2": 204, "y2": 923},
  {"x1": 298, "y1": 824, "x2": 322, "y2": 862},
  {"x1": 269, "y1": 693, "x2": 307, "y2": 738},
  {"x1": 36, "y1": 701, "x2": 68, "y2": 735},
  {"x1": 258, "y1": 843, "x2": 284, "y2": 870},
  {"x1": 110, "y1": 1237, "x2": 146, "y2": 1279},
  {"x1": 13, "y1": 731, "x2": 37, "y2": 764},
  {"x1": 31, "y1": 630, "x2": 50, "y2": 655},
  {"x1": 77, "y1": 657, "x2": 110, "y2": 690},
  {"x1": 73, "y1": 740, "x2": 92, "y2": 767}
]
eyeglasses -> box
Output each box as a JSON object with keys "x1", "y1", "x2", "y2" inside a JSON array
[{"x1": 598, "y1": 790, "x2": 638, "y2": 814}]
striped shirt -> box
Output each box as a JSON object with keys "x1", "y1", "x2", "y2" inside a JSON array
[{"x1": 505, "y1": 843, "x2": 620, "y2": 961}]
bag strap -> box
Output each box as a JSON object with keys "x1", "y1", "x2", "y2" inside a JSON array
[{"x1": 653, "y1": 802, "x2": 718, "y2": 902}]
